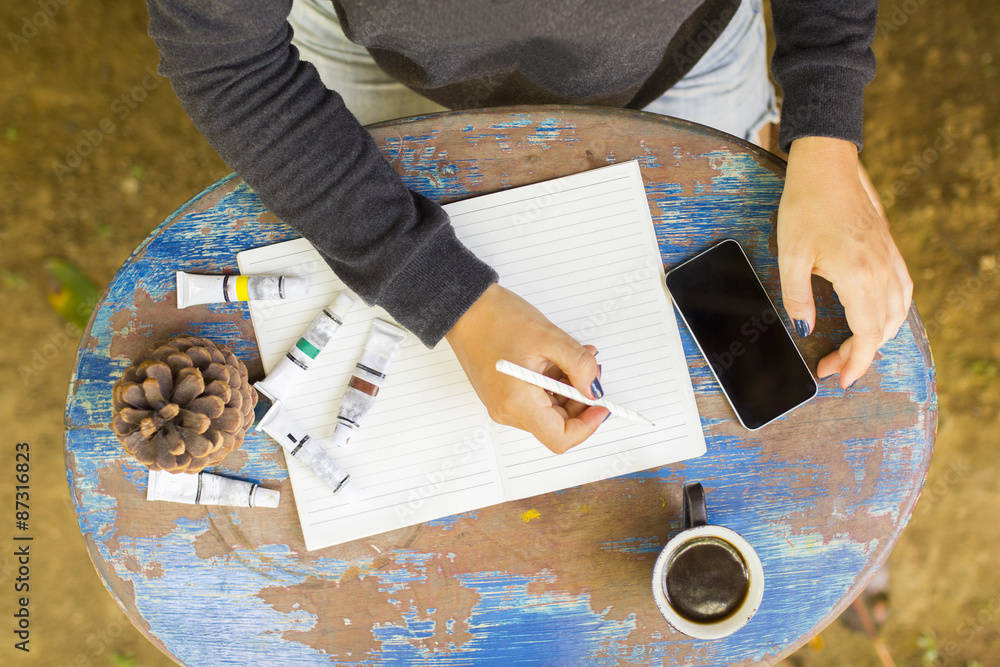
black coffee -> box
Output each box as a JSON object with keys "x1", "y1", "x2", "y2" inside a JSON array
[{"x1": 664, "y1": 537, "x2": 749, "y2": 623}]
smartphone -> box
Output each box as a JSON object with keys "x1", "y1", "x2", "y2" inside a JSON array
[{"x1": 665, "y1": 239, "x2": 818, "y2": 430}]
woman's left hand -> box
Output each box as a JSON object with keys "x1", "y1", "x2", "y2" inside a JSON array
[{"x1": 777, "y1": 136, "x2": 913, "y2": 389}]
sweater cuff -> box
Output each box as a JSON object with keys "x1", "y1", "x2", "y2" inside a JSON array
[
  {"x1": 374, "y1": 222, "x2": 499, "y2": 348},
  {"x1": 778, "y1": 65, "x2": 869, "y2": 153}
]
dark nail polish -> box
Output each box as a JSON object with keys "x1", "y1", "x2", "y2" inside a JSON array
[
  {"x1": 602, "y1": 413, "x2": 610, "y2": 423},
  {"x1": 590, "y1": 377, "x2": 604, "y2": 399},
  {"x1": 794, "y1": 319, "x2": 810, "y2": 337}
]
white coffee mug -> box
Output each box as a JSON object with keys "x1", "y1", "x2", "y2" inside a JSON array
[{"x1": 651, "y1": 482, "x2": 765, "y2": 639}]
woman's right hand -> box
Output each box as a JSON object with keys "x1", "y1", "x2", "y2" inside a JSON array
[{"x1": 445, "y1": 283, "x2": 609, "y2": 454}]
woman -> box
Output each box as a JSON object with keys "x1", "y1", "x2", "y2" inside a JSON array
[{"x1": 146, "y1": 0, "x2": 912, "y2": 452}]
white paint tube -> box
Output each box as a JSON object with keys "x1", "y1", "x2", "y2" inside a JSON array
[
  {"x1": 256, "y1": 401, "x2": 363, "y2": 502},
  {"x1": 146, "y1": 469, "x2": 280, "y2": 508},
  {"x1": 331, "y1": 318, "x2": 407, "y2": 447},
  {"x1": 254, "y1": 292, "x2": 355, "y2": 403},
  {"x1": 176, "y1": 271, "x2": 310, "y2": 308}
]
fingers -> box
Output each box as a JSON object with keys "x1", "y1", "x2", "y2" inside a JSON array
[
  {"x1": 527, "y1": 343, "x2": 604, "y2": 451},
  {"x1": 819, "y1": 269, "x2": 908, "y2": 389},
  {"x1": 817, "y1": 336, "x2": 849, "y2": 380},
  {"x1": 526, "y1": 405, "x2": 610, "y2": 454},
  {"x1": 884, "y1": 258, "x2": 910, "y2": 345},
  {"x1": 778, "y1": 250, "x2": 817, "y2": 338},
  {"x1": 546, "y1": 362, "x2": 601, "y2": 418},
  {"x1": 900, "y1": 266, "x2": 914, "y2": 320},
  {"x1": 779, "y1": 138, "x2": 916, "y2": 390},
  {"x1": 543, "y1": 331, "x2": 602, "y2": 400},
  {"x1": 818, "y1": 243, "x2": 912, "y2": 388},
  {"x1": 444, "y1": 282, "x2": 610, "y2": 454},
  {"x1": 836, "y1": 333, "x2": 880, "y2": 389},
  {"x1": 499, "y1": 372, "x2": 607, "y2": 453}
]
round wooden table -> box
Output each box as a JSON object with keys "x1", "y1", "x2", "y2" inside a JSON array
[{"x1": 65, "y1": 107, "x2": 936, "y2": 665}]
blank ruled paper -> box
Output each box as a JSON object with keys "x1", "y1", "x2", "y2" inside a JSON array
[
  {"x1": 238, "y1": 161, "x2": 705, "y2": 550},
  {"x1": 443, "y1": 161, "x2": 706, "y2": 500}
]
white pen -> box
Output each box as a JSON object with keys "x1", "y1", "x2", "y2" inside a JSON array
[{"x1": 495, "y1": 359, "x2": 655, "y2": 427}]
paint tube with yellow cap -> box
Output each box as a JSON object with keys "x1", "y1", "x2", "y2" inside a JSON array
[{"x1": 176, "y1": 271, "x2": 310, "y2": 308}]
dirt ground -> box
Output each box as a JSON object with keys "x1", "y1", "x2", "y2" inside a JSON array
[{"x1": 0, "y1": 1, "x2": 997, "y2": 665}]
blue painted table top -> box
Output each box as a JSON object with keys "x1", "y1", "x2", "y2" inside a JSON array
[{"x1": 65, "y1": 107, "x2": 936, "y2": 666}]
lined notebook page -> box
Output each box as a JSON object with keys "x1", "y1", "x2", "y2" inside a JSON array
[
  {"x1": 238, "y1": 160, "x2": 704, "y2": 550},
  {"x1": 443, "y1": 161, "x2": 705, "y2": 499}
]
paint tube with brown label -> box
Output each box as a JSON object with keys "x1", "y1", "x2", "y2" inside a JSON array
[{"x1": 331, "y1": 319, "x2": 407, "y2": 447}]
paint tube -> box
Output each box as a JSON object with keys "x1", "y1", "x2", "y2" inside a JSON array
[
  {"x1": 256, "y1": 402, "x2": 363, "y2": 502},
  {"x1": 331, "y1": 318, "x2": 407, "y2": 447},
  {"x1": 176, "y1": 271, "x2": 310, "y2": 308},
  {"x1": 146, "y1": 469, "x2": 280, "y2": 508},
  {"x1": 254, "y1": 292, "x2": 355, "y2": 403}
]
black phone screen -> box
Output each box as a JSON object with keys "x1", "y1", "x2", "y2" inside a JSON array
[{"x1": 665, "y1": 239, "x2": 818, "y2": 429}]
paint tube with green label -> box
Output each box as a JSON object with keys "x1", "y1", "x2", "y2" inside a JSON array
[
  {"x1": 176, "y1": 271, "x2": 310, "y2": 308},
  {"x1": 254, "y1": 292, "x2": 355, "y2": 403}
]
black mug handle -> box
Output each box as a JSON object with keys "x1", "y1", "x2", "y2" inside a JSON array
[{"x1": 683, "y1": 482, "x2": 707, "y2": 529}]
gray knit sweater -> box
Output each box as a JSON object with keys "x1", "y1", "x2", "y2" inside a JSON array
[{"x1": 146, "y1": 0, "x2": 877, "y2": 346}]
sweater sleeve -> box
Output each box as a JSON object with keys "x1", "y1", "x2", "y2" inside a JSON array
[
  {"x1": 769, "y1": 0, "x2": 878, "y2": 153},
  {"x1": 145, "y1": 0, "x2": 497, "y2": 347}
]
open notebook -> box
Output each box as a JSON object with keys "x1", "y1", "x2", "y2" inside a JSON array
[{"x1": 237, "y1": 160, "x2": 705, "y2": 551}]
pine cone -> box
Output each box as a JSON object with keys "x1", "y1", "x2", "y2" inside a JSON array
[{"x1": 111, "y1": 335, "x2": 257, "y2": 473}]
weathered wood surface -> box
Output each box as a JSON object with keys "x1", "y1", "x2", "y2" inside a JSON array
[{"x1": 65, "y1": 107, "x2": 936, "y2": 665}]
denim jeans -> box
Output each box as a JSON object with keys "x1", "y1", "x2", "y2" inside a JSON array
[
  {"x1": 288, "y1": 0, "x2": 447, "y2": 125},
  {"x1": 641, "y1": 0, "x2": 779, "y2": 144},
  {"x1": 288, "y1": 0, "x2": 778, "y2": 144}
]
